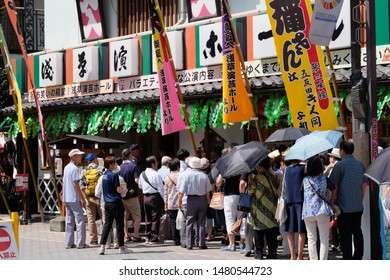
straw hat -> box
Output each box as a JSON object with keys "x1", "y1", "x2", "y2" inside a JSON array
[{"x1": 328, "y1": 148, "x2": 341, "y2": 159}]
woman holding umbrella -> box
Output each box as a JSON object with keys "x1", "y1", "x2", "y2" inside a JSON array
[
  {"x1": 284, "y1": 159, "x2": 306, "y2": 260},
  {"x1": 248, "y1": 156, "x2": 280, "y2": 259}
]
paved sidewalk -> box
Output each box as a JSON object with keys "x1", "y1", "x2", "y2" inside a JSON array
[{"x1": 0, "y1": 214, "x2": 342, "y2": 260}]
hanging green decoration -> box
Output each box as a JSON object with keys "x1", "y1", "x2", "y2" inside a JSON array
[
  {"x1": 378, "y1": 87, "x2": 390, "y2": 120},
  {"x1": 263, "y1": 94, "x2": 288, "y2": 127},
  {"x1": 153, "y1": 105, "x2": 161, "y2": 131},
  {"x1": 108, "y1": 106, "x2": 123, "y2": 130},
  {"x1": 87, "y1": 108, "x2": 106, "y2": 135},
  {"x1": 122, "y1": 105, "x2": 136, "y2": 133},
  {"x1": 264, "y1": 94, "x2": 275, "y2": 127},
  {"x1": 189, "y1": 102, "x2": 201, "y2": 132},
  {"x1": 287, "y1": 110, "x2": 293, "y2": 125},
  {"x1": 50, "y1": 112, "x2": 65, "y2": 137},
  {"x1": 63, "y1": 111, "x2": 81, "y2": 133},
  {"x1": 240, "y1": 120, "x2": 250, "y2": 130},
  {"x1": 25, "y1": 116, "x2": 39, "y2": 138},
  {"x1": 135, "y1": 105, "x2": 152, "y2": 133},
  {"x1": 209, "y1": 100, "x2": 223, "y2": 128},
  {"x1": 199, "y1": 102, "x2": 210, "y2": 131}
]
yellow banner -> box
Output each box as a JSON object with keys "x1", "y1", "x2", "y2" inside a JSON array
[
  {"x1": 222, "y1": 12, "x2": 253, "y2": 123},
  {"x1": 266, "y1": 0, "x2": 338, "y2": 131}
]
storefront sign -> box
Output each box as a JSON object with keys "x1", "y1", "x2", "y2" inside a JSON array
[
  {"x1": 28, "y1": 79, "x2": 113, "y2": 102},
  {"x1": 73, "y1": 46, "x2": 99, "y2": 82},
  {"x1": 152, "y1": 31, "x2": 184, "y2": 72},
  {"x1": 39, "y1": 53, "x2": 64, "y2": 87},
  {"x1": 117, "y1": 66, "x2": 222, "y2": 93},
  {"x1": 198, "y1": 22, "x2": 223, "y2": 66},
  {"x1": 109, "y1": 39, "x2": 139, "y2": 78},
  {"x1": 15, "y1": 174, "x2": 28, "y2": 192}
]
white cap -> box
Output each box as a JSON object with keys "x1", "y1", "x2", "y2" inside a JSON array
[{"x1": 68, "y1": 149, "x2": 85, "y2": 157}]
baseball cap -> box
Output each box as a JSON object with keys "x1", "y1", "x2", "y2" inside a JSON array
[
  {"x1": 130, "y1": 144, "x2": 141, "y2": 151},
  {"x1": 68, "y1": 149, "x2": 85, "y2": 157},
  {"x1": 85, "y1": 153, "x2": 97, "y2": 162}
]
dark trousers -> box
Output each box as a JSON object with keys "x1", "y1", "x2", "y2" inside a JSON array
[
  {"x1": 338, "y1": 211, "x2": 364, "y2": 260},
  {"x1": 168, "y1": 209, "x2": 180, "y2": 245},
  {"x1": 186, "y1": 196, "x2": 208, "y2": 248},
  {"x1": 254, "y1": 227, "x2": 279, "y2": 255},
  {"x1": 143, "y1": 193, "x2": 164, "y2": 242},
  {"x1": 100, "y1": 201, "x2": 125, "y2": 247}
]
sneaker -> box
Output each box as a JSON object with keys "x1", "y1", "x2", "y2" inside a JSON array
[
  {"x1": 254, "y1": 253, "x2": 264, "y2": 259},
  {"x1": 106, "y1": 244, "x2": 112, "y2": 249},
  {"x1": 239, "y1": 244, "x2": 246, "y2": 254},
  {"x1": 221, "y1": 245, "x2": 236, "y2": 251},
  {"x1": 77, "y1": 244, "x2": 90, "y2": 249},
  {"x1": 98, "y1": 247, "x2": 105, "y2": 255},
  {"x1": 113, "y1": 243, "x2": 119, "y2": 249},
  {"x1": 244, "y1": 251, "x2": 252, "y2": 257},
  {"x1": 144, "y1": 238, "x2": 150, "y2": 245},
  {"x1": 149, "y1": 240, "x2": 164, "y2": 245},
  {"x1": 119, "y1": 248, "x2": 131, "y2": 254},
  {"x1": 65, "y1": 244, "x2": 76, "y2": 249},
  {"x1": 131, "y1": 236, "x2": 145, "y2": 243}
]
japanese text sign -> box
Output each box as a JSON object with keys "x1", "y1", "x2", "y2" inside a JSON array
[{"x1": 266, "y1": 0, "x2": 338, "y2": 131}]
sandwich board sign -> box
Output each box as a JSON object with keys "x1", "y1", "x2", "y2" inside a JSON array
[{"x1": 0, "y1": 221, "x2": 19, "y2": 260}]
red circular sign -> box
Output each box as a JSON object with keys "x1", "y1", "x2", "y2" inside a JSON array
[{"x1": 0, "y1": 228, "x2": 11, "y2": 251}]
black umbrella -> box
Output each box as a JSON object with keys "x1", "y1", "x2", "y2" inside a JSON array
[
  {"x1": 265, "y1": 127, "x2": 311, "y2": 143},
  {"x1": 215, "y1": 141, "x2": 270, "y2": 178},
  {"x1": 365, "y1": 147, "x2": 390, "y2": 185}
]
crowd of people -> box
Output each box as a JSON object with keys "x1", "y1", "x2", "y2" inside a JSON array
[{"x1": 62, "y1": 140, "x2": 368, "y2": 260}]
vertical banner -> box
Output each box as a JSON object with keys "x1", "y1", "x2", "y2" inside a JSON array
[
  {"x1": 266, "y1": 0, "x2": 338, "y2": 131},
  {"x1": 5, "y1": 0, "x2": 46, "y2": 140},
  {"x1": 221, "y1": 2, "x2": 253, "y2": 123},
  {"x1": 0, "y1": 26, "x2": 28, "y2": 139},
  {"x1": 309, "y1": 0, "x2": 344, "y2": 46},
  {"x1": 149, "y1": 0, "x2": 187, "y2": 135}
]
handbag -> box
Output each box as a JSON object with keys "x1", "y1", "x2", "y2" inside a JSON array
[
  {"x1": 158, "y1": 213, "x2": 171, "y2": 242},
  {"x1": 209, "y1": 191, "x2": 224, "y2": 210},
  {"x1": 275, "y1": 172, "x2": 287, "y2": 225},
  {"x1": 231, "y1": 214, "x2": 244, "y2": 235},
  {"x1": 237, "y1": 191, "x2": 252, "y2": 212}
]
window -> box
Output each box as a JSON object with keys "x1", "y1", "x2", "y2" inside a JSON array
[{"x1": 117, "y1": 0, "x2": 179, "y2": 35}]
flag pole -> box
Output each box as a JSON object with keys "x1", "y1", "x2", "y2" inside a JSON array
[
  {"x1": 151, "y1": 0, "x2": 197, "y2": 155},
  {"x1": 0, "y1": 27, "x2": 45, "y2": 222},
  {"x1": 5, "y1": 1, "x2": 62, "y2": 214},
  {"x1": 325, "y1": 46, "x2": 348, "y2": 140},
  {"x1": 222, "y1": 0, "x2": 263, "y2": 141}
]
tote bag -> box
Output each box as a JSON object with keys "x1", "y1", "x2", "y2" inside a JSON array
[{"x1": 210, "y1": 192, "x2": 224, "y2": 210}]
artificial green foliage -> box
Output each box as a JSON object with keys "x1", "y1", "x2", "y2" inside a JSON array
[
  {"x1": 45, "y1": 112, "x2": 64, "y2": 137},
  {"x1": 378, "y1": 87, "x2": 390, "y2": 120},
  {"x1": 208, "y1": 100, "x2": 223, "y2": 128},
  {"x1": 189, "y1": 103, "x2": 201, "y2": 132},
  {"x1": 87, "y1": 109, "x2": 106, "y2": 135},
  {"x1": 63, "y1": 111, "x2": 81, "y2": 133},
  {"x1": 199, "y1": 101, "x2": 213, "y2": 131},
  {"x1": 333, "y1": 89, "x2": 348, "y2": 117},
  {"x1": 153, "y1": 105, "x2": 161, "y2": 131},
  {"x1": 109, "y1": 106, "x2": 123, "y2": 130},
  {"x1": 122, "y1": 105, "x2": 136, "y2": 133},
  {"x1": 264, "y1": 94, "x2": 288, "y2": 127},
  {"x1": 25, "y1": 116, "x2": 39, "y2": 138},
  {"x1": 287, "y1": 111, "x2": 293, "y2": 125},
  {"x1": 135, "y1": 105, "x2": 152, "y2": 133}
]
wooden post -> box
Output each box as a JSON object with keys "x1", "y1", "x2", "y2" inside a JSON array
[
  {"x1": 152, "y1": 0, "x2": 198, "y2": 155},
  {"x1": 325, "y1": 46, "x2": 348, "y2": 140},
  {"x1": 223, "y1": 0, "x2": 263, "y2": 141}
]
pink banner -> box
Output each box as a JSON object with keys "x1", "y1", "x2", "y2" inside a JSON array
[{"x1": 157, "y1": 37, "x2": 187, "y2": 135}]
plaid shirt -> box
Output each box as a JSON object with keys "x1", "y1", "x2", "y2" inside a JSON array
[{"x1": 329, "y1": 155, "x2": 365, "y2": 213}]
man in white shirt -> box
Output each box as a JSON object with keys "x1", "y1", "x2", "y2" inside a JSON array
[
  {"x1": 139, "y1": 156, "x2": 165, "y2": 244},
  {"x1": 63, "y1": 149, "x2": 87, "y2": 249},
  {"x1": 158, "y1": 156, "x2": 171, "y2": 183}
]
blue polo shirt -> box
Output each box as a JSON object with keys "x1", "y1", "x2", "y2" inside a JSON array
[
  {"x1": 329, "y1": 155, "x2": 365, "y2": 213},
  {"x1": 102, "y1": 170, "x2": 121, "y2": 203}
]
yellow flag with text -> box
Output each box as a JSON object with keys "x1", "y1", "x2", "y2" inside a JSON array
[
  {"x1": 222, "y1": 5, "x2": 253, "y2": 123},
  {"x1": 266, "y1": 0, "x2": 338, "y2": 131}
]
